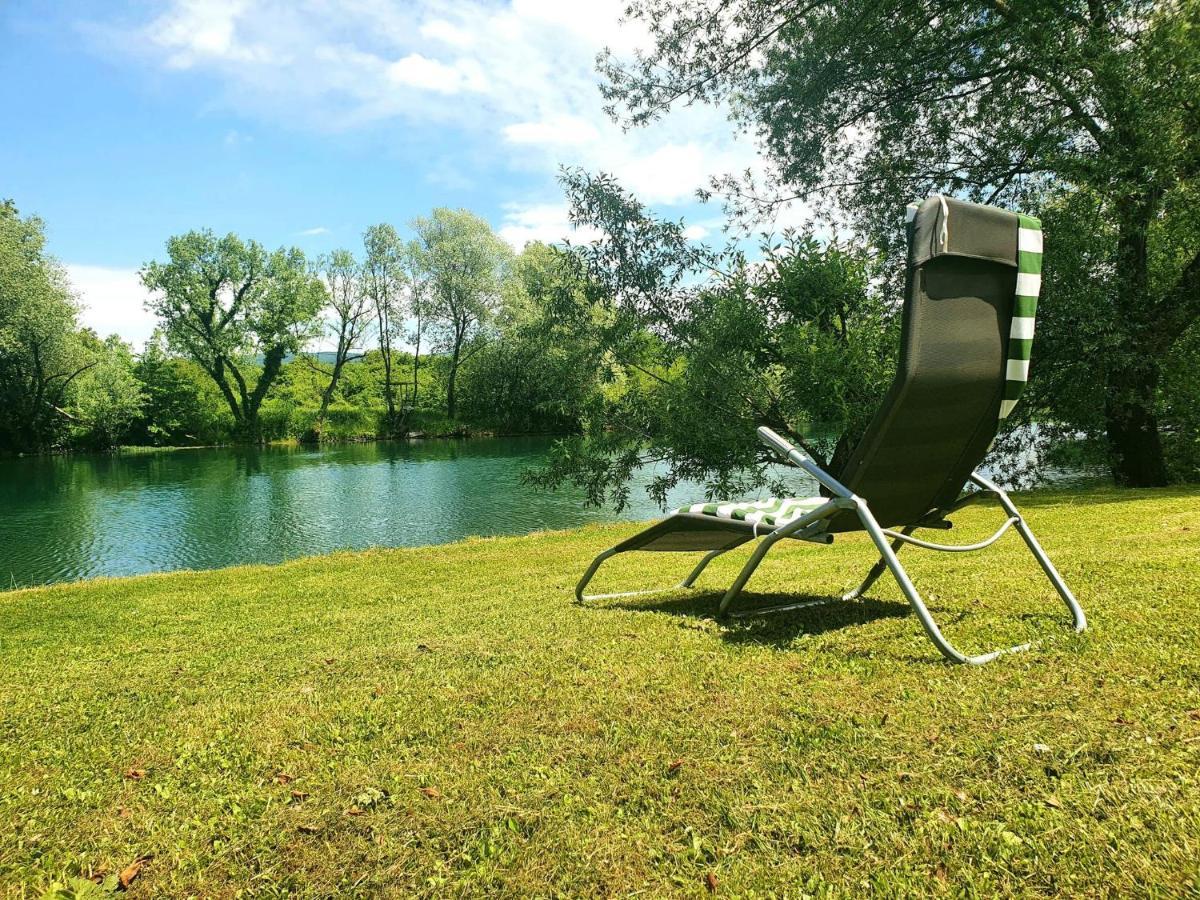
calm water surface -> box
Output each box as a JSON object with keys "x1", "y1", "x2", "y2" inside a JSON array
[{"x1": 0, "y1": 436, "x2": 818, "y2": 588}]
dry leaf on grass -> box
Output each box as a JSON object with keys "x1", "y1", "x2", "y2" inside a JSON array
[
  {"x1": 667, "y1": 759, "x2": 684, "y2": 774},
  {"x1": 273, "y1": 772, "x2": 295, "y2": 785},
  {"x1": 123, "y1": 768, "x2": 146, "y2": 781},
  {"x1": 419, "y1": 786, "x2": 442, "y2": 800},
  {"x1": 705, "y1": 872, "x2": 718, "y2": 893},
  {"x1": 118, "y1": 854, "x2": 152, "y2": 889}
]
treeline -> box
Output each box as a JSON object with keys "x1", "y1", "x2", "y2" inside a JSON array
[{"x1": 0, "y1": 202, "x2": 604, "y2": 453}]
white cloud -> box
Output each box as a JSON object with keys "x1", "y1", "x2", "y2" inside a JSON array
[
  {"x1": 683, "y1": 224, "x2": 710, "y2": 241},
  {"x1": 297, "y1": 226, "x2": 330, "y2": 236},
  {"x1": 100, "y1": 0, "x2": 765, "y2": 214},
  {"x1": 419, "y1": 19, "x2": 475, "y2": 48},
  {"x1": 387, "y1": 53, "x2": 488, "y2": 94},
  {"x1": 67, "y1": 265, "x2": 157, "y2": 349},
  {"x1": 617, "y1": 143, "x2": 715, "y2": 205},
  {"x1": 498, "y1": 202, "x2": 602, "y2": 250},
  {"x1": 503, "y1": 116, "x2": 599, "y2": 147},
  {"x1": 147, "y1": 0, "x2": 276, "y2": 69}
]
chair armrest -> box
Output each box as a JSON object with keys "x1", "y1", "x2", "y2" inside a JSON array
[
  {"x1": 757, "y1": 426, "x2": 809, "y2": 462},
  {"x1": 756, "y1": 425, "x2": 855, "y2": 500}
]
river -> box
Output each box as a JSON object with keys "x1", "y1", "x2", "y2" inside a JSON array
[{"x1": 0, "y1": 436, "x2": 819, "y2": 588}]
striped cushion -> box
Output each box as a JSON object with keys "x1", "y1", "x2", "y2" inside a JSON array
[
  {"x1": 1000, "y1": 214, "x2": 1042, "y2": 419},
  {"x1": 679, "y1": 496, "x2": 827, "y2": 530}
]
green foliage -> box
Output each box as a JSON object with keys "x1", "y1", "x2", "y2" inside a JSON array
[
  {"x1": 0, "y1": 200, "x2": 92, "y2": 452},
  {"x1": 531, "y1": 172, "x2": 895, "y2": 510},
  {"x1": 309, "y1": 248, "x2": 373, "y2": 436},
  {"x1": 410, "y1": 208, "x2": 513, "y2": 419},
  {"x1": 141, "y1": 230, "x2": 326, "y2": 441},
  {"x1": 362, "y1": 223, "x2": 408, "y2": 430},
  {"x1": 458, "y1": 243, "x2": 603, "y2": 433},
  {"x1": 130, "y1": 337, "x2": 232, "y2": 446},
  {"x1": 1161, "y1": 320, "x2": 1200, "y2": 481},
  {"x1": 69, "y1": 335, "x2": 145, "y2": 451}
]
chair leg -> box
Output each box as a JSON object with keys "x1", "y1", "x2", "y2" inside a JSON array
[
  {"x1": 575, "y1": 542, "x2": 742, "y2": 603},
  {"x1": 716, "y1": 533, "x2": 780, "y2": 616},
  {"x1": 717, "y1": 531, "x2": 849, "y2": 619},
  {"x1": 842, "y1": 526, "x2": 913, "y2": 600},
  {"x1": 985, "y1": 481, "x2": 1087, "y2": 634},
  {"x1": 852, "y1": 497, "x2": 1084, "y2": 665}
]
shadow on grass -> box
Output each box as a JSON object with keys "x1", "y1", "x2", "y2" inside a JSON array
[
  {"x1": 616, "y1": 589, "x2": 912, "y2": 649},
  {"x1": 604, "y1": 587, "x2": 1071, "y2": 661}
]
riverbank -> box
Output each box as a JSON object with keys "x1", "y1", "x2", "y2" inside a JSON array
[
  {"x1": 0, "y1": 413, "x2": 575, "y2": 460},
  {"x1": 3, "y1": 484, "x2": 1198, "y2": 896}
]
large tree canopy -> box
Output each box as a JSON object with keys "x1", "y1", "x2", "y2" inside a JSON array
[
  {"x1": 141, "y1": 231, "x2": 325, "y2": 441},
  {"x1": 0, "y1": 201, "x2": 94, "y2": 452},
  {"x1": 410, "y1": 208, "x2": 512, "y2": 420},
  {"x1": 601, "y1": 0, "x2": 1200, "y2": 486}
]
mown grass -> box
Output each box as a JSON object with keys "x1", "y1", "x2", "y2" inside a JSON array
[{"x1": 1, "y1": 485, "x2": 1198, "y2": 897}]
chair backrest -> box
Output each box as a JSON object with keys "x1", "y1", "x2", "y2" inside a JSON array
[{"x1": 826, "y1": 196, "x2": 1041, "y2": 532}]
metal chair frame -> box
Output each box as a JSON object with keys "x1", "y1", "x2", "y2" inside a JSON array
[{"x1": 575, "y1": 427, "x2": 1086, "y2": 665}]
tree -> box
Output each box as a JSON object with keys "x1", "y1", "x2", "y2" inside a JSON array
[
  {"x1": 308, "y1": 249, "x2": 372, "y2": 435},
  {"x1": 132, "y1": 335, "x2": 234, "y2": 445},
  {"x1": 458, "y1": 242, "x2": 605, "y2": 433},
  {"x1": 600, "y1": 0, "x2": 1200, "y2": 486},
  {"x1": 70, "y1": 334, "x2": 145, "y2": 450},
  {"x1": 401, "y1": 239, "x2": 431, "y2": 410},
  {"x1": 141, "y1": 230, "x2": 325, "y2": 442},
  {"x1": 530, "y1": 172, "x2": 895, "y2": 510},
  {"x1": 362, "y1": 224, "x2": 405, "y2": 431},
  {"x1": 0, "y1": 200, "x2": 95, "y2": 452},
  {"x1": 411, "y1": 208, "x2": 512, "y2": 420}
]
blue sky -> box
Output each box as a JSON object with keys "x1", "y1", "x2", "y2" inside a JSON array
[{"x1": 2, "y1": 0, "x2": 770, "y2": 348}]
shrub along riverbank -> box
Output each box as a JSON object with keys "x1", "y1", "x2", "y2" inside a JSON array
[{"x1": 2, "y1": 484, "x2": 1198, "y2": 896}]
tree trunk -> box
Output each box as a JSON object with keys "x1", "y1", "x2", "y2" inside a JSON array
[
  {"x1": 209, "y1": 358, "x2": 246, "y2": 438},
  {"x1": 376, "y1": 301, "x2": 396, "y2": 434},
  {"x1": 316, "y1": 359, "x2": 344, "y2": 432},
  {"x1": 381, "y1": 348, "x2": 395, "y2": 429},
  {"x1": 446, "y1": 343, "x2": 460, "y2": 420},
  {"x1": 1105, "y1": 360, "x2": 1168, "y2": 486},
  {"x1": 241, "y1": 344, "x2": 286, "y2": 445},
  {"x1": 411, "y1": 315, "x2": 421, "y2": 410},
  {"x1": 1104, "y1": 194, "x2": 1170, "y2": 487}
]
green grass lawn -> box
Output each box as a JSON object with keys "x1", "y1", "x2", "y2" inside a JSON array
[{"x1": 2, "y1": 485, "x2": 1198, "y2": 897}]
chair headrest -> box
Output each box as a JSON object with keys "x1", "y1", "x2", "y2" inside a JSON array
[{"x1": 909, "y1": 195, "x2": 1022, "y2": 268}]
